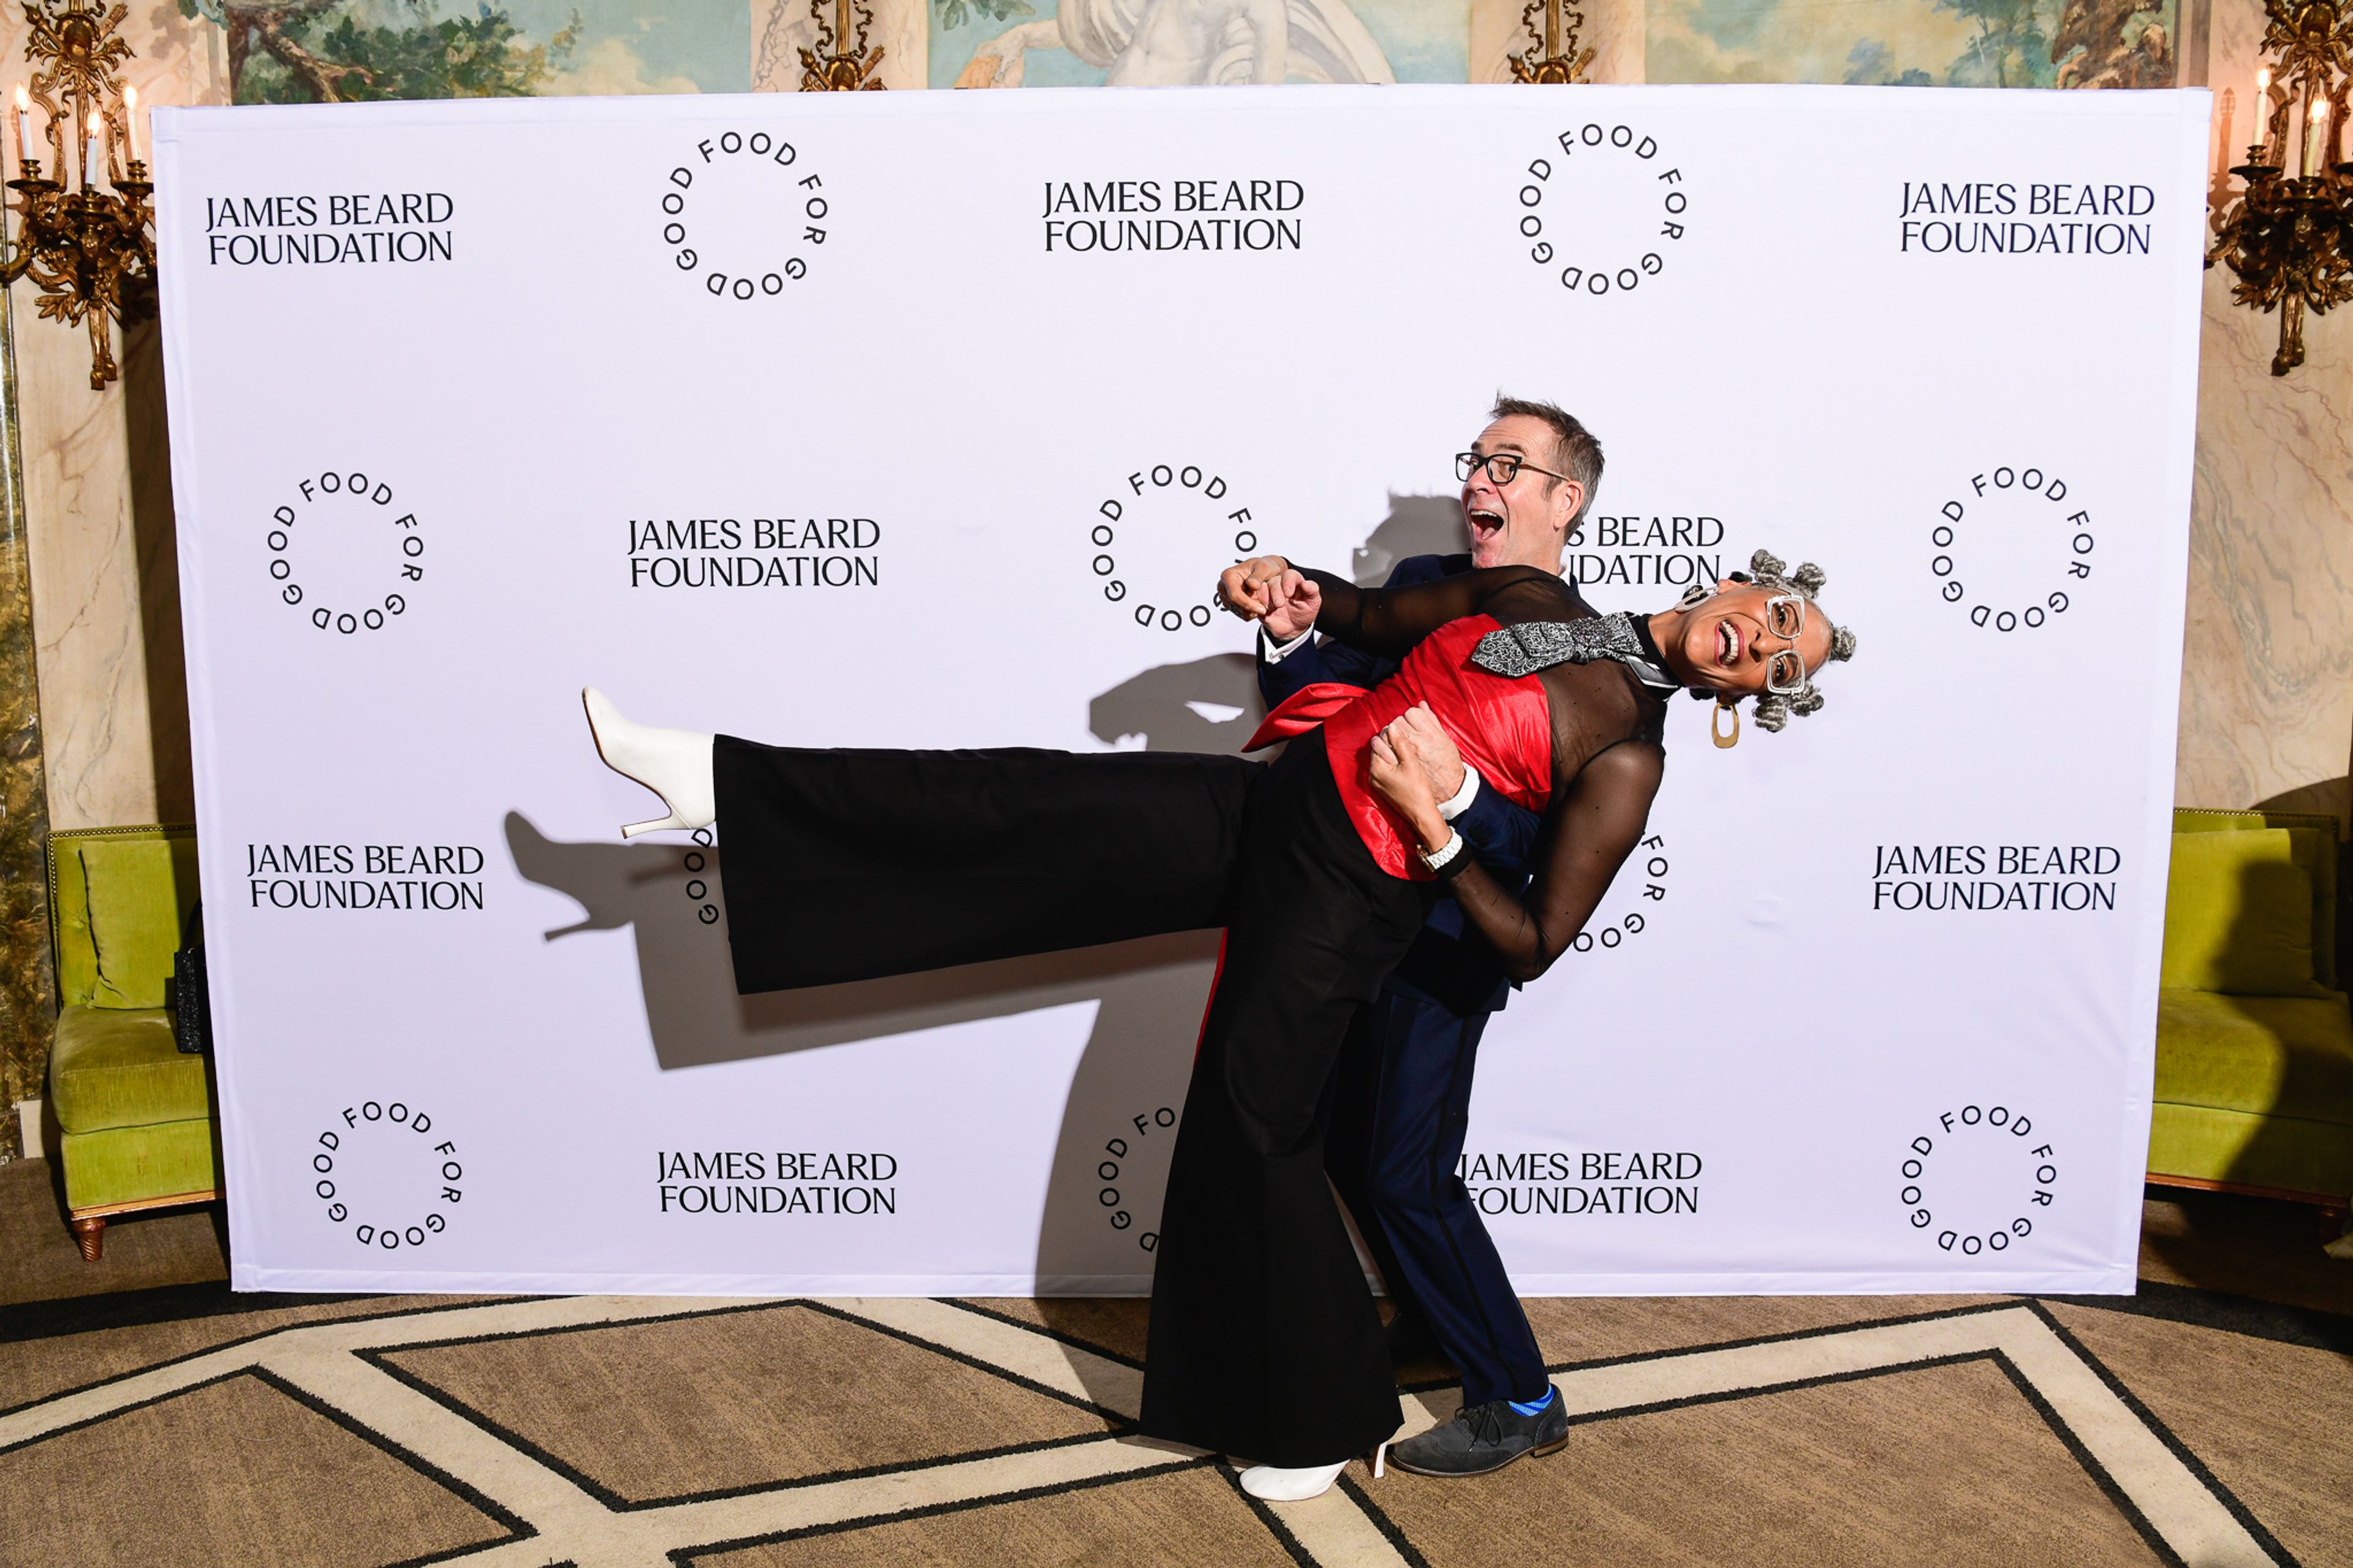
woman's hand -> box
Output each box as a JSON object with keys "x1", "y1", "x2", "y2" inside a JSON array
[{"x1": 1369, "y1": 705, "x2": 1450, "y2": 850}]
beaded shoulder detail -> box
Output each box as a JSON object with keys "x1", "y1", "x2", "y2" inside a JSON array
[{"x1": 1471, "y1": 613, "x2": 1648, "y2": 678}]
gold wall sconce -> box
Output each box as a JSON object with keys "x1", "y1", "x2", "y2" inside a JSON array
[
  {"x1": 2208, "y1": 0, "x2": 2353, "y2": 376},
  {"x1": 1509, "y1": 0, "x2": 1594, "y2": 84},
  {"x1": 800, "y1": 0, "x2": 886, "y2": 91},
  {"x1": 0, "y1": 0, "x2": 154, "y2": 391}
]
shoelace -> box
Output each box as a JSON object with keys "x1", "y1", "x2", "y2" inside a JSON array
[{"x1": 1459, "y1": 1399, "x2": 1509, "y2": 1447}]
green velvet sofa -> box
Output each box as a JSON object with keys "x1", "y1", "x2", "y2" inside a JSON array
[
  {"x1": 2151, "y1": 808, "x2": 2353, "y2": 1233},
  {"x1": 44, "y1": 824, "x2": 215, "y2": 1260}
]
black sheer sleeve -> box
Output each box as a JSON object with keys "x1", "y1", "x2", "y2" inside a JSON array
[
  {"x1": 1444, "y1": 740, "x2": 1664, "y2": 983},
  {"x1": 1300, "y1": 564, "x2": 1560, "y2": 659}
]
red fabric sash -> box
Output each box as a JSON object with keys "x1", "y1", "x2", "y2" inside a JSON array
[{"x1": 1243, "y1": 682, "x2": 1368, "y2": 752}]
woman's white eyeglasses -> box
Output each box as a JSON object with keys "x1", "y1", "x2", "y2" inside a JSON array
[{"x1": 1762, "y1": 595, "x2": 1810, "y2": 695}]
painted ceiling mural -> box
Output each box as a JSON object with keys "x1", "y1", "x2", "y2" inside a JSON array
[
  {"x1": 1653, "y1": 0, "x2": 2175, "y2": 88},
  {"x1": 176, "y1": 0, "x2": 749, "y2": 102},
  {"x1": 145, "y1": 0, "x2": 2173, "y2": 99}
]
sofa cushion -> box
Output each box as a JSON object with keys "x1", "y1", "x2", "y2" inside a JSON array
[
  {"x1": 2146, "y1": 1101, "x2": 2353, "y2": 1200},
  {"x1": 2170, "y1": 811, "x2": 2340, "y2": 989},
  {"x1": 2161, "y1": 830, "x2": 2330, "y2": 998},
  {"x1": 47, "y1": 1004, "x2": 212, "y2": 1134},
  {"x1": 2153, "y1": 988, "x2": 2353, "y2": 1126},
  {"x1": 78, "y1": 836, "x2": 199, "y2": 1009},
  {"x1": 58, "y1": 1119, "x2": 222, "y2": 1212}
]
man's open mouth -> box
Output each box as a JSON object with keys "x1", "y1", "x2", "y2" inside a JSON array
[{"x1": 1468, "y1": 507, "x2": 1504, "y2": 538}]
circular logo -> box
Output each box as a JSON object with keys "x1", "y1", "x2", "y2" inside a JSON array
[
  {"x1": 1900, "y1": 1102, "x2": 2056, "y2": 1256},
  {"x1": 1090, "y1": 463, "x2": 1259, "y2": 633},
  {"x1": 1515, "y1": 123, "x2": 1690, "y2": 298},
  {"x1": 661, "y1": 131, "x2": 829, "y2": 300},
  {"x1": 1564, "y1": 830, "x2": 1668, "y2": 957},
  {"x1": 310, "y1": 1098, "x2": 463, "y2": 1253},
  {"x1": 1931, "y1": 466, "x2": 2094, "y2": 632},
  {"x1": 265, "y1": 469, "x2": 420, "y2": 636},
  {"x1": 1094, "y1": 1105, "x2": 1179, "y2": 1252}
]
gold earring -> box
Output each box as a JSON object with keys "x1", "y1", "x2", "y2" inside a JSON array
[{"x1": 1711, "y1": 698, "x2": 1740, "y2": 749}]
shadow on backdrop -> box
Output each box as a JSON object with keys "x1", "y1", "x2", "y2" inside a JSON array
[
  {"x1": 506, "y1": 493, "x2": 1458, "y2": 1375},
  {"x1": 1351, "y1": 493, "x2": 1467, "y2": 586},
  {"x1": 503, "y1": 640, "x2": 1267, "y2": 1354}
]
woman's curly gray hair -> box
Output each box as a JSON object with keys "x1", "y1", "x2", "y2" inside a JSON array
[{"x1": 1688, "y1": 548, "x2": 1858, "y2": 733}]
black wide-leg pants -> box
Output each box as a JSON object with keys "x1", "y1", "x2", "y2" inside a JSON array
[{"x1": 713, "y1": 734, "x2": 1431, "y2": 1466}]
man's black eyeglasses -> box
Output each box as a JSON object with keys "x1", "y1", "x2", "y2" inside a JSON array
[{"x1": 1456, "y1": 451, "x2": 1568, "y2": 487}]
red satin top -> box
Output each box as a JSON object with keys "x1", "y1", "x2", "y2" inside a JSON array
[{"x1": 1244, "y1": 615, "x2": 1555, "y2": 880}]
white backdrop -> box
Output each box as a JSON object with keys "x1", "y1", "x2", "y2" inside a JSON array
[{"x1": 154, "y1": 83, "x2": 2208, "y2": 1296}]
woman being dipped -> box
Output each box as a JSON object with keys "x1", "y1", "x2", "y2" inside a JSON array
[{"x1": 582, "y1": 548, "x2": 1856, "y2": 1500}]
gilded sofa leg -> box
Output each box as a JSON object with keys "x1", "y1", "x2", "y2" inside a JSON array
[{"x1": 70, "y1": 1216, "x2": 104, "y2": 1261}]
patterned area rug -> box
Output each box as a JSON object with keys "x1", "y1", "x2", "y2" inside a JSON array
[{"x1": 3, "y1": 1161, "x2": 2348, "y2": 1568}]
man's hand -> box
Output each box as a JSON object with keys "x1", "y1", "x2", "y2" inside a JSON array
[
  {"x1": 1392, "y1": 703, "x2": 1466, "y2": 801},
  {"x1": 1259, "y1": 569, "x2": 1320, "y2": 643},
  {"x1": 1217, "y1": 556, "x2": 1291, "y2": 623},
  {"x1": 1369, "y1": 706, "x2": 1448, "y2": 849}
]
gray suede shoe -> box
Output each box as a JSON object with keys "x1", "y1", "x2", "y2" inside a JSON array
[{"x1": 1387, "y1": 1391, "x2": 1570, "y2": 1478}]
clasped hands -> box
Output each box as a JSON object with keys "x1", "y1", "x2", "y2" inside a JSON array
[
  {"x1": 1217, "y1": 555, "x2": 1321, "y2": 643},
  {"x1": 1218, "y1": 557, "x2": 1465, "y2": 852}
]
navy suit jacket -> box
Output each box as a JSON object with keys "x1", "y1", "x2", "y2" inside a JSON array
[{"x1": 1255, "y1": 553, "x2": 1543, "y2": 1014}]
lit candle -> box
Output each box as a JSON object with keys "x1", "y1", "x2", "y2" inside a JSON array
[
  {"x1": 11, "y1": 86, "x2": 28, "y2": 166},
  {"x1": 2308, "y1": 98, "x2": 2331, "y2": 176},
  {"x1": 83, "y1": 109, "x2": 99, "y2": 187},
  {"x1": 123, "y1": 84, "x2": 137, "y2": 165}
]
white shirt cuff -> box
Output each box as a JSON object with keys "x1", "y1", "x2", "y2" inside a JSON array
[
  {"x1": 1436, "y1": 763, "x2": 1483, "y2": 822},
  {"x1": 1260, "y1": 624, "x2": 1316, "y2": 664}
]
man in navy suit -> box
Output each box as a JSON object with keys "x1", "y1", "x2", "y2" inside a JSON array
[{"x1": 1227, "y1": 396, "x2": 1599, "y2": 1477}]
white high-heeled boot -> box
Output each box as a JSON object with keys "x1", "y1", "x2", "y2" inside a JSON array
[
  {"x1": 1238, "y1": 1461, "x2": 1349, "y2": 1502},
  {"x1": 582, "y1": 688, "x2": 716, "y2": 838},
  {"x1": 1237, "y1": 1441, "x2": 1386, "y2": 1502}
]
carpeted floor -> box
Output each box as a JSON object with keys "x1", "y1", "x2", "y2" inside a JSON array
[{"x1": 2, "y1": 1158, "x2": 2347, "y2": 1568}]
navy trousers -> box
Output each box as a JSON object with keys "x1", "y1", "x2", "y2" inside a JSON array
[{"x1": 1322, "y1": 990, "x2": 1548, "y2": 1409}]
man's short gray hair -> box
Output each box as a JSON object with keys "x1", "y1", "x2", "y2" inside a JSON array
[{"x1": 1491, "y1": 395, "x2": 1602, "y2": 528}]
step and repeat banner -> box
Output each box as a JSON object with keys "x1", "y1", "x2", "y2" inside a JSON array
[{"x1": 156, "y1": 84, "x2": 2208, "y2": 1296}]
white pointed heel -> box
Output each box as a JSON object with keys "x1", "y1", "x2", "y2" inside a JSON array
[
  {"x1": 1237, "y1": 1460, "x2": 1349, "y2": 1502},
  {"x1": 581, "y1": 687, "x2": 718, "y2": 838},
  {"x1": 1373, "y1": 1440, "x2": 1387, "y2": 1480}
]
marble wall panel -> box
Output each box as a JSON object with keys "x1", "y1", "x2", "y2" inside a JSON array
[
  {"x1": 2180, "y1": 0, "x2": 2353, "y2": 824},
  {"x1": 15, "y1": 316, "x2": 167, "y2": 831},
  {"x1": 2, "y1": 0, "x2": 222, "y2": 838}
]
